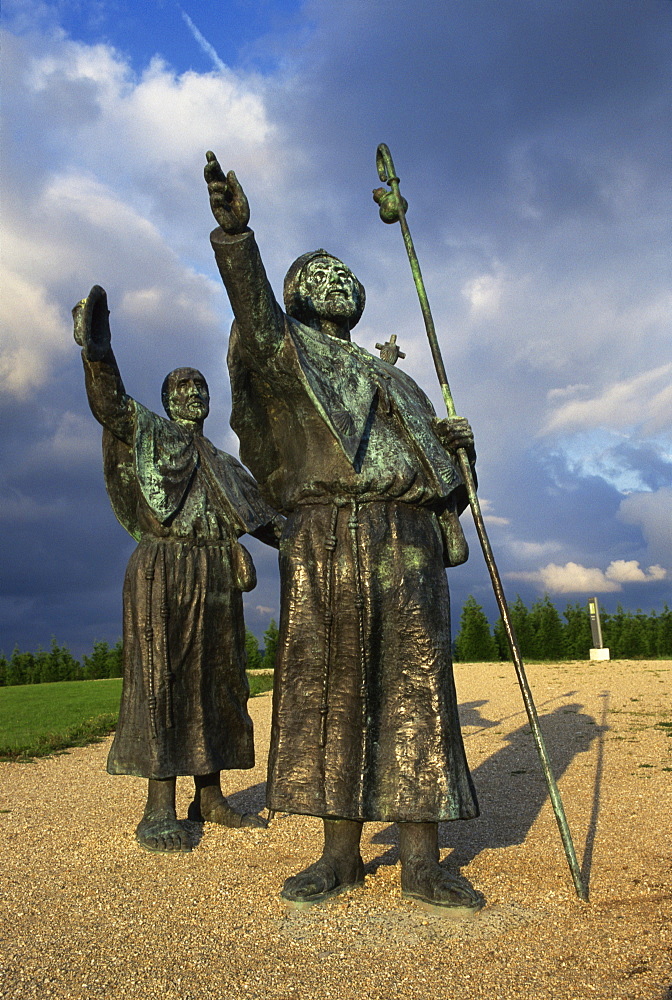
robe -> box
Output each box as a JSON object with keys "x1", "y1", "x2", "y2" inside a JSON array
[
  {"x1": 81, "y1": 352, "x2": 281, "y2": 779},
  {"x1": 211, "y1": 226, "x2": 479, "y2": 822}
]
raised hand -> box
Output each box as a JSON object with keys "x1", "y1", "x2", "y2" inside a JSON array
[
  {"x1": 204, "y1": 151, "x2": 250, "y2": 234},
  {"x1": 72, "y1": 285, "x2": 111, "y2": 361}
]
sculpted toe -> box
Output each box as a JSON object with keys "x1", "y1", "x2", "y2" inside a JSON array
[
  {"x1": 136, "y1": 817, "x2": 192, "y2": 854},
  {"x1": 401, "y1": 859, "x2": 483, "y2": 917},
  {"x1": 281, "y1": 857, "x2": 365, "y2": 907},
  {"x1": 239, "y1": 812, "x2": 267, "y2": 829}
]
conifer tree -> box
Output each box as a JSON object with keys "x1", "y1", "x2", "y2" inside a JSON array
[
  {"x1": 47, "y1": 638, "x2": 81, "y2": 681},
  {"x1": 244, "y1": 630, "x2": 262, "y2": 670},
  {"x1": 530, "y1": 595, "x2": 565, "y2": 660},
  {"x1": 83, "y1": 640, "x2": 113, "y2": 680},
  {"x1": 261, "y1": 619, "x2": 280, "y2": 671},
  {"x1": 108, "y1": 639, "x2": 123, "y2": 677},
  {"x1": 508, "y1": 595, "x2": 536, "y2": 659},
  {"x1": 656, "y1": 605, "x2": 672, "y2": 657},
  {"x1": 563, "y1": 602, "x2": 593, "y2": 659},
  {"x1": 35, "y1": 647, "x2": 55, "y2": 683},
  {"x1": 618, "y1": 610, "x2": 648, "y2": 659},
  {"x1": 455, "y1": 596, "x2": 498, "y2": 662},
  {"x1": 7, "y1": 647, "x2": 35, "y2": 685},
  {"x1": 639, "y1": 610, "x2": 657, "y2": 658},
  {"x1": 493, "y1": 617, "x2": 509, "y2": 660}
]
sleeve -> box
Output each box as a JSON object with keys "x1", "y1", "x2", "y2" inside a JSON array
[
  {"x1": 210, "y1": 226, "x2": 286, "y2": 361},
  {"x1": 82, "y1": 349, "x2": 135, "y2": 445}
]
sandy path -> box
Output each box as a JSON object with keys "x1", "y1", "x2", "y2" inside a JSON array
[{"x1": 1, "y1": 658, "x2": 670, "y2": 999}]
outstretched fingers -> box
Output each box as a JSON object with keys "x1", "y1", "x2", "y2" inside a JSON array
[
  {"x1": 204, "y1": 149, "x2": 226, "y2": 183},
  {"x1": 204, "y1": 152, "x2": 250, "y2": 231}
]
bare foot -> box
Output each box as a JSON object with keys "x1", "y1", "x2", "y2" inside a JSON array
[
  {"x1": 187, "y1": 795, "x2": 266, "y2": 829},
  {"x1": 281, "y1": 855, "x2": 365, "y2": 907},
  {"x1": 401, "y1": 858, "x2": 483, "y2": 917},
  {"x1": 135, "y1": 814, "x2": 191, "y2": 853}
]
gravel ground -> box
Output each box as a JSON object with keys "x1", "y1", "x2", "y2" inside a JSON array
[{"x1": 1, "y1": 658, "x2": 670, "y2": 999}]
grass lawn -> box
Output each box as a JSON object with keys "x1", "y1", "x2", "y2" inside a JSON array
[{"x1": 0, "y1": 673, "x2": 273, "y2": 761}]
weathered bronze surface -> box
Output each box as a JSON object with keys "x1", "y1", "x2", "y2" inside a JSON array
[
  {"x1": 73, "y1": 285, "x2": 282, "y2": 851},
  {"x1": 205, "y1": 152, "x2": 483, "y2": 914},
  {"x1": 375, "y1": 333, "x2": 405, "y2": 365}
]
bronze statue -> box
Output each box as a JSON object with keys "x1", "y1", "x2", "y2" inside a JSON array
[
  {"x1": 73, "y1": 286, "x2": 282, "y2": 852},
  {"x1": 204, "y1": 153, "x2": 483, "y2": 915}
]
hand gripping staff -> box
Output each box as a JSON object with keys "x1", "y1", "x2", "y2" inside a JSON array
[{"x1": 373, "y1": 143, "x2": 588, "y2": 902}]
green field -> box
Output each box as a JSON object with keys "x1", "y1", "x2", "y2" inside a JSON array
[{"x1": 0, "y1": 674, "x2": 273, "y2": 761}]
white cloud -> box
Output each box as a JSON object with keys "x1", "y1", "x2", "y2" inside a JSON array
[
  {"x1": 0, "y1": 171, "x2": 222, "y2": 398},
  {"x1": 605, "y1": 560, "x2": 666, "y2": 584},
  {"x1": 21, "y1": 30, "x2": 273, "y2": 170},
  {"x1": 509, "y1": 540, "x2": 563, "y2": 561},
  {"x1": 179, "y1": 8, "x2": 227, "y2": 75},
  {"x1": 477, "y1": 497, "x2": 510, "y2": 527},
  {"x1": 461, "y1": 270, "x2": 504, "y2": 317},
  {"x1": 541, "y1": 363, "x2": 672, "y2": 436},
  {"x1": 619, "y1": 488, "x2": 672, "y2": 567},
  {"x1": 119, "y1": 282, "x2": 218, "y2": 340},
  {"x1": 507, "y1": 559, "x2": 667, "y2": 594},
  {"x1": 0, "y1": 269, "x2": 70, "y2": 399},
  {"x1": 0, "y1": 24, "x2": 292, "y2": 401},
  {"x1": 547, "y1": 383, "x2": 591, "y2": 403}
]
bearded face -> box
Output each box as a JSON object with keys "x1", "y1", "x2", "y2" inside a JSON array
[
  {"x1": 163, "y1": 368, "x2": 210, "y2": 425},
  {"x1": 297, "y1": 258, "x2": 362, "y2": 327}
]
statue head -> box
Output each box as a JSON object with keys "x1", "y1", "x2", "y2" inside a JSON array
[
  {"x1": 161, "y1": 367, "x2": 210, "y2": 426},
  {"x1": 283, "y1": 250, "x2": 365, "y2": 332}
]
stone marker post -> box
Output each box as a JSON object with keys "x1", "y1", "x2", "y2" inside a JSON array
[{"x1": 588, "y1": 596, "x2": 610, "y2": 661}]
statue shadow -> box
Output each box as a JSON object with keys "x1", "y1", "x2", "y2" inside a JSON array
[
  {"x1": 226, "y1": 781, "x2": 268, "y2": 816},
  {"x1": 182, "y1": 781, "x2": 269, "y2": 844},
  {"x1": 369, "y1": 699, "x2": 609, "y2": 894}
]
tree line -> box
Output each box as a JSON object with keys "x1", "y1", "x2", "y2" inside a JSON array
[
  {"x1": 3, "y1": 602, "x2": 669, "y2": 683},
  {"x1": 0, "y1": 638, "x2": 123, "y2": 687},
  {"x1": 454, "y1": 595, "x2": 672, "y2": 662},
  {"x1": 0, "y1": 620, "x2": 280, "y2": 687}
]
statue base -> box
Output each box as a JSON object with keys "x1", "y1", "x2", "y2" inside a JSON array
[{"x1": 589, "y1": 648, "x2": 610, "y2": 661}]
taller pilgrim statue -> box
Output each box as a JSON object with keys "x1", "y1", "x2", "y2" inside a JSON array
[{"x1": 205, "y1": 152, "x2": 483, "y2": 915}]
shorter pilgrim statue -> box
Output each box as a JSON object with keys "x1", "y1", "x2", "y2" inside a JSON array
[{"x1": 73, "y1": 285, "x2": 282, "y2": 852}]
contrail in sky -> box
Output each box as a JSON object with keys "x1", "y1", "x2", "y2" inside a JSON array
[{"x1": 179, "y1": 6, "x2": 227, "y2": 73}]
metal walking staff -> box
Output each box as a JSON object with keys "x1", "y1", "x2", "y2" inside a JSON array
[{"x1": 373, "y1": 143, "x2": 588, "y2": 902}]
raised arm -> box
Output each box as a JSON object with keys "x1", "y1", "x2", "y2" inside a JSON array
[
  {"x1": 204, "y1": 151, "x2": 285, "y2": 359},
  {"x1": 72, "y1": 285, "x2": 134, "y2": 444}
]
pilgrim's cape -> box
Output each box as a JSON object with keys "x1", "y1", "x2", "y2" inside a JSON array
[
  {"x1": 212, "y1": 227, "x2": 479, "y2": 821},
  {"x1": 82, "y1": 353, "x2": 279, "y2": 779}
]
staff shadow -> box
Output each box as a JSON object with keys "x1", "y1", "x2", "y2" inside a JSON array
[{"x1": 370, "y1": 701, "x2": 608, "y2": 892}]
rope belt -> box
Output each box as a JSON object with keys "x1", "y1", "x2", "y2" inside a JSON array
[
  {"x1": 317, "y1": 500, "x2": 370, "y2": 812},
  {"x1": 143, "y1": 548, "x2": 158, "y2": 740}
]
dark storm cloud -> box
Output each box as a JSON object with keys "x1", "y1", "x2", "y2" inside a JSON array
[{"x1": 268, "y1": 0, "x2": 671, "y2": 220}]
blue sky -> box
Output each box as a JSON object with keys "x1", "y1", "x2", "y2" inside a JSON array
[{"x1": 1, "y1": 0, "x2": 671, "y2": 655}]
